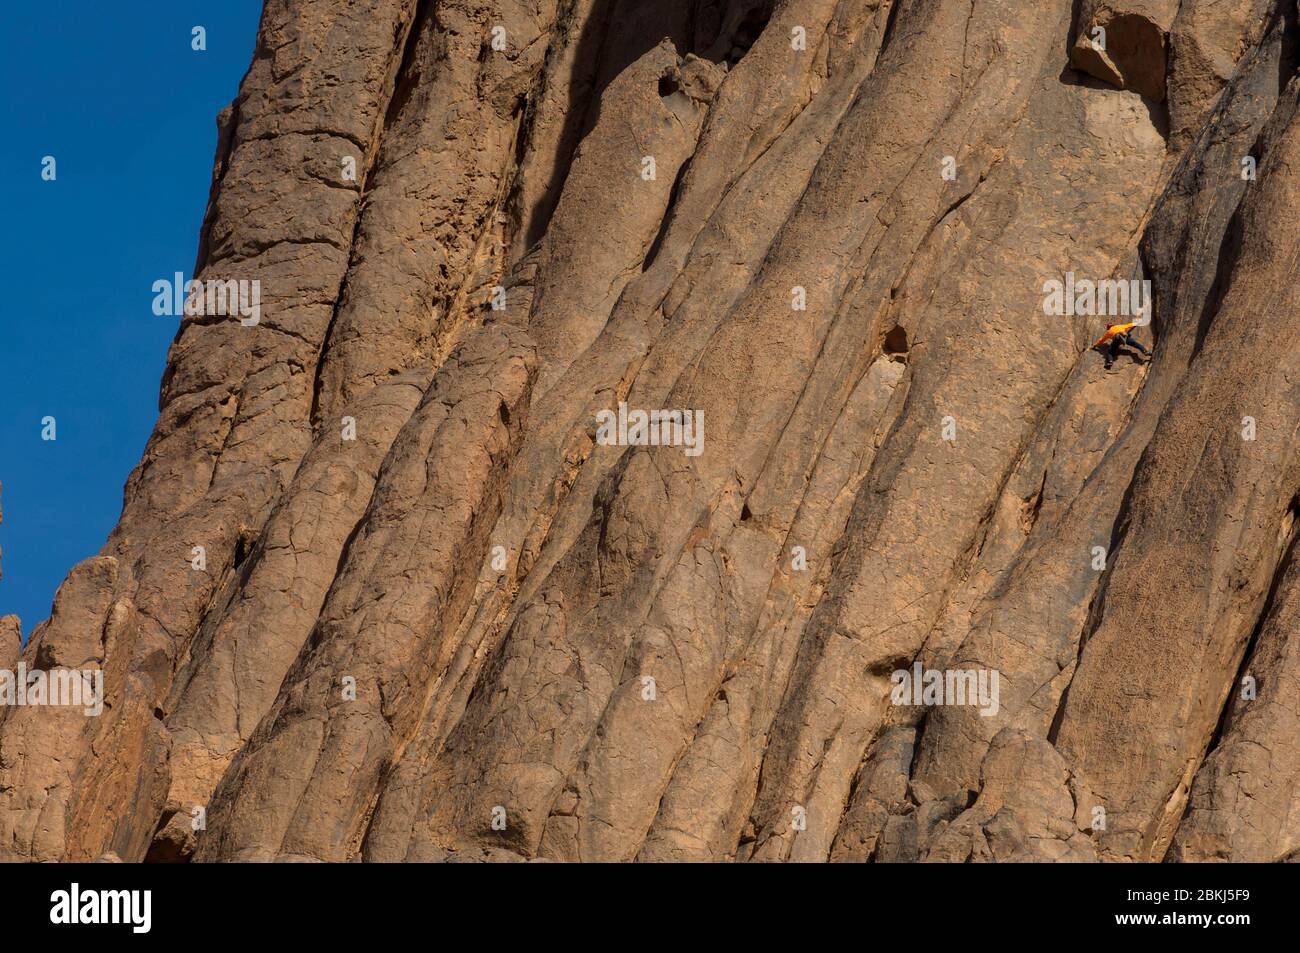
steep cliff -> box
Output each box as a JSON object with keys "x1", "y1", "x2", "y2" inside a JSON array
[{"x1": 3, "y1": 0, "x2": 1298, "y2": 863}]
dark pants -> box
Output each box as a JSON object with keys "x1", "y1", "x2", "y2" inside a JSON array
[{"x1": 1105, "y1": 332, "x2": 1149, "y2": 367}]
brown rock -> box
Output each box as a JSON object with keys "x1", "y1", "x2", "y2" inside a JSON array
[
  {"x1": 1070, "y1": 0, "x2": 1181, "y2": 101},
  {"x1": 5, "y1": 0, "x2": 1298, "y2": 865},
  {"x1": 0, "y1": 617, "x2": 19, "y2": 674}
]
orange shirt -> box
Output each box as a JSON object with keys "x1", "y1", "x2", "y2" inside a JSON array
[{"x1": 1094, "y1": 322, "x2": 1137, "y2": 348}]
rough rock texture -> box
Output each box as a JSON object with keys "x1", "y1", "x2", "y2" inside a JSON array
[
  {"x1": 1071, "y1": 0, "x2": 1183, "y2": 101},
  {"x1": 3, "y1": 0, "x2": 1299, "y2": 863},
  {"x1": 0, "y1": 618, "x2": 18, "y2": 676}
]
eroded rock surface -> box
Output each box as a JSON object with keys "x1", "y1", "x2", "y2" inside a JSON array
[{"x1": 4, "y1": 0, "x2": 1299, "y2": 863}]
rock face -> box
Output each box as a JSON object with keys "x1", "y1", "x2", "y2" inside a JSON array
[{"x1": 3, "y1": 0, "x2": 1299, "y2": 863}]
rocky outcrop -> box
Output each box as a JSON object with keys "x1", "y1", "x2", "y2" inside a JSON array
[
  {"x1": 0, "y1": 618, "x2": 18, "y2": 676},
  {"x1": 3, "y1": 0, "x2": 1298, "y2": 863},
  {"x1": 1071, "y1": 1, "x2": 1182, "y2": 101}
]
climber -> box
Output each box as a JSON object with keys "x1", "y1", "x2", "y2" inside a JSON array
[{"x1": 1093, "y1": 321, "x2": 1150, "y2": 369}]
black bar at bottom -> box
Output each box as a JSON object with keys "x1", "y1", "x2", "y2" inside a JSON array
[{"x1": 0, "y1": 860, "x2": 1285, "y2": 941}]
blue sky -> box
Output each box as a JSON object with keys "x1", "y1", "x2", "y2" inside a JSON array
[{"x1": 1, "y1": 2, "x2": 263, "y2": 637}]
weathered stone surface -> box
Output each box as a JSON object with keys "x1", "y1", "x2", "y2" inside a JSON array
[
  {"x1": 151, "y1": 370, "x2": 433, "y2": 860},
  {"x1": 312, "y1": 0, "x2": 561, "y2": 421},
  {"x1": 1169, "y1": 548, "x2": 1300, "y2": 862},
  {"x1": 1070, "y1": 0, "x2": 1181, "y2": 101},
  {"x1": 0, "y1": 618, "x2": 18, "y2": 675},
  {"x1": 195, "y1": 324, "x2": 537, "y2": 861},
  {"x1": 5, "y1": 0, "x2": 1299, "y2": 864},
  {"x1": 1053, "y1": 63, "x2": 1300, "y2": 863},
  {"x1": 1168, "y1": 0, "x2": 1275, "y2": 147},
  {"x1": 1, "y1": 0, "x2": 422, "y2": 862}
]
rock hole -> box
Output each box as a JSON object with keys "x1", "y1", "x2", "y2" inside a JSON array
[
  {"x1": 867, "y1": 654, "x2": 913, "y2": 677},
  {"x1": 1069, "y1": 13, "x2": 1168, "y2": 101},
  {"x1": 1281, "y1": 494, "x2": 1300, "y2": 545},
  {"x1": 883, "y1": 325, "x2": 910, "y2": 359},
  {"x1": 740, "y1": 502, "x2": 753, "y2": 522},
  {"x1": 233, "y1": 529, "x2": 257, "y2": 569}
]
